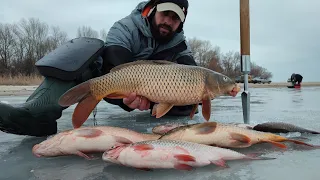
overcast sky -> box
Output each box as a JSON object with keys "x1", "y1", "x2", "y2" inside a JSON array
[{"x1": 1, "y1": 0, "x2": 319, "y2": 82}]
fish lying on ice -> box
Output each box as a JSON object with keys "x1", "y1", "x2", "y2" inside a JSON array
[
  {"x1": 152, "y1": 122, "x2": 253, "y2": 136},
  {"x1": 102, "y1": 139, "x2": 275, "y2": 171},
  {"x1": 158, "y1": 122, "x2": 320, "y2": 149},
  {"x1": 152, "y1": 122, "x2": 189, "y2": 135},
  {"x1": 253, "y1": 122, "x2": 320, "y2": 134},
  {"x1": 57, "y1": 60, "x2": 240, "y2": 128},
  {"x1": 32, "y1": 126, "x2": 160, "y2": 159}
]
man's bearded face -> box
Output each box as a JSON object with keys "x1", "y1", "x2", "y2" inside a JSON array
[{"x1": 151, "y1": 10, "x2": 182, "y2": 43}]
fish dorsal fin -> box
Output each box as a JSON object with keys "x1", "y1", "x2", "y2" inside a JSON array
[
  {"x1": 110, "y1": 60, "x2": 177, "y2": 72},
  {"x1": 159, "y1": 124, "x2": 192, "y2": 138},
  {"x1": 191, "y1": 122, "x2": 218, "y2": 135},
  {"x1": 159, "y1": 123, "x2": 202, "y2": 139}
]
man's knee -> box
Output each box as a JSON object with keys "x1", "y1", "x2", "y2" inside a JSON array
[{"x1": 35, "y1": 37, "x2": 105, "y2": 83}]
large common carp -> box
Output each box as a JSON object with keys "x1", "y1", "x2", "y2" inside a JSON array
[
  {"x1": 253, "y1": 122, "x2": 320, "y2": 134},
  {"x1": 102, "y1": 139, "x2": 275, "y2": 171},
  {"x1": 159, "y1": 122, "x2": 320, "y2": 149},
  {"x1": 58, "y1": 60, "x2": 240, "y2": 128},
  {"x1": 32, "y1": 126, "x2": 160, "y2": 158}
]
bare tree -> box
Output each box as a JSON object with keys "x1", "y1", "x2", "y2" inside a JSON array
[
  {"x1": 188, "y1": 37, "x2": 220, "y2": 67},
  {"x1": 100, "y1": 29, "x2": 107, "y2": 41},
  {"x1": 250, "y1": 62, "x2": 273, "y2": 79},
  {"x1": 0, "y1": 18, "x2": 69, "y2": 76},
  {"x1": 0, "y1": 23, "x2": 16, "y2": 71},
  {"x1": 207, "y1": 55, "x2": 223, "y2": 73},
  {"x1": 0, "y1": 20, "x2": 274, "y2": 81},
  {"x1": 77, "y1": 26, "x2": 99, "y2": 38},
  {"x1": 45, "y1": 26, "x2": 68, "y2": 52}
]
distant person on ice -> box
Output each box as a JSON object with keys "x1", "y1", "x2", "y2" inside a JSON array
[
  {"x1": 290, "y1": 73, "x2": 303, "y2": 85},
  {"x1": 0, "y1": 0, "x2": 197, "y2": 137}
]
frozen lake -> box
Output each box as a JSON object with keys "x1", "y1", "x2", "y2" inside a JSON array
[{"x1": 1, "y1": 86, "x2": 320, "y2": 180}]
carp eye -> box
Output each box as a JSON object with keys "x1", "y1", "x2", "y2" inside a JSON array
[{"x1": 223, "y1": 77, "x2": 228, "y2": 81}]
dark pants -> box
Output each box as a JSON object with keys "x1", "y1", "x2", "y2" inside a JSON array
[{"x1": 291, "y1": 74, "x2": 303, "y2": 85}]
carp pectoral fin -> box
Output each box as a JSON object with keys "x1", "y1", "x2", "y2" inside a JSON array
[
  {"x1": 229, "y1": 132, "x2": 251, "y2": 144},
  {"x1": 174, "y1": 164, "x2": 193, "y2": 171},
  {"x1": 113, "y1": 136, "x2": 134, "y2": 144},
  {"x1": 76, "y1": 151, "x2": 93, "y2": 160},
  {"x1": 155, "y1": 103, "x2": 174, "y2": 118},
  {"x1": 189, "y1": 104, "x2": 199, "y2": 119},
  {"x1": 261, "y1": 140, "x2": 287, "y2": 148},
  {"x1": 72, "y1": 95, "x2": 100, "y2": 129},
  {"x1": 174, "y1": 154, "x2": 196, "y2": 162},
  {"x1": 105, "y1": 92, "x2": 128, "y2": 99},
  {"x1": 211, "y1": 159, "x2": 229, "y2": 168},
  {"x1": 192, "y1": 122, "x2": 217, "y2": 134},
  {"x1": 201, "y1": 95, "x2": 211, "y2": 121},
  {"x1": 74, "y1": 128, "x2": 103, "y2": 138},
  {"x1": 151, "y1": 104, "x2": 158, "y2": 116}
]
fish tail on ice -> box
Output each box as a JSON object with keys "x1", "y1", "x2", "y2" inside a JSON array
[
  {"x1": 260, "y1": 140, "x2": 287, "y2": 148},
  {"x1": 244, "y1": 153, "x2": 277, "y2": 160},
  {"x1": 285, "y1": 139, "x2": 320, "y2": 148}
]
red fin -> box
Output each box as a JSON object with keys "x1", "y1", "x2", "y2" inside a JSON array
[
  {"x1": 74, "y1": 128, "x2": 103, "y2": 138},
  {"x1": 151, "y1": 104, "x2": 158, "y2": 116},
  {"x1": 113, "y1": 136, "x2": 134, "y2": 144},
  {"x1": 155, "y1": 103, "x2": 174, "y2": 118},
  {"x1": 189, "y1": 104, "x2": 199, "y2": 119},
  {"x1": 174, "y1": 154, "x2": 196, "y2": 162},
  {"x1": 192, "y1": 122, "x2": 217, "y2": 135},
  {"x1": 261, "y1": 140, "x2": 287, "y2": 148},
  {"x1": 286, "y1": 139, "x2": 320, "y2": 148},
  {"x1": 72, "y1": 95, "x2": 100, "y2": 128},
  {"x1": 229, "y1": 132, "x2": 251, "y2": 143},
  {"x1": 106, "y1": 92, "x2": 128, "y2": 99},
  {"x1": 211, "y1": 159, "x2": 229, "y2": 168},
  {"x1": 132, "y1": 144, "x2": 154, "y2": 151},
  {"x1": 76, "y1": 151, "x2": 93, "y2": 160},
  {"x1": 174, "y1": 164, "x2": 193, "y2": 171},
  {"x1": 201, "y1": 94, "x2": 211, "y2": 121}
]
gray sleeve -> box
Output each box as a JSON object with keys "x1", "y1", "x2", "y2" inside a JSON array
[{"x1": 105, "y1": 20, "x2": 133, "y2": 52}]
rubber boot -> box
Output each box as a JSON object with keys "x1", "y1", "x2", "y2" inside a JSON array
[{"x1": 0, "y1": 77, "x2": 77, "y2": 137}]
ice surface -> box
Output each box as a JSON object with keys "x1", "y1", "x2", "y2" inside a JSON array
[{"x1": 0, "y1": 86, "x2": 320, "y2": 180}]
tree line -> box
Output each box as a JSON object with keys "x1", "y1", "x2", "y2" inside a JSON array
[{"x1": 0, "y1": 17, "x2": 272, "y2": 80}]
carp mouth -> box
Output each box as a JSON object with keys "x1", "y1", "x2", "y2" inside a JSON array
[{"x1": 228, "y1": 85, "x2": 241, "y2": 97}]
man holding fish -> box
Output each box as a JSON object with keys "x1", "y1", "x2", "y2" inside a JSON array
[{"x1": 0, "y1": 0, "x2": 240, "y2": 136}]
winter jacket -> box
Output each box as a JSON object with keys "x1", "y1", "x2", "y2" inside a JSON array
[{"x1": 102, "y1": 0, "x2": 197, "y2": 113}]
